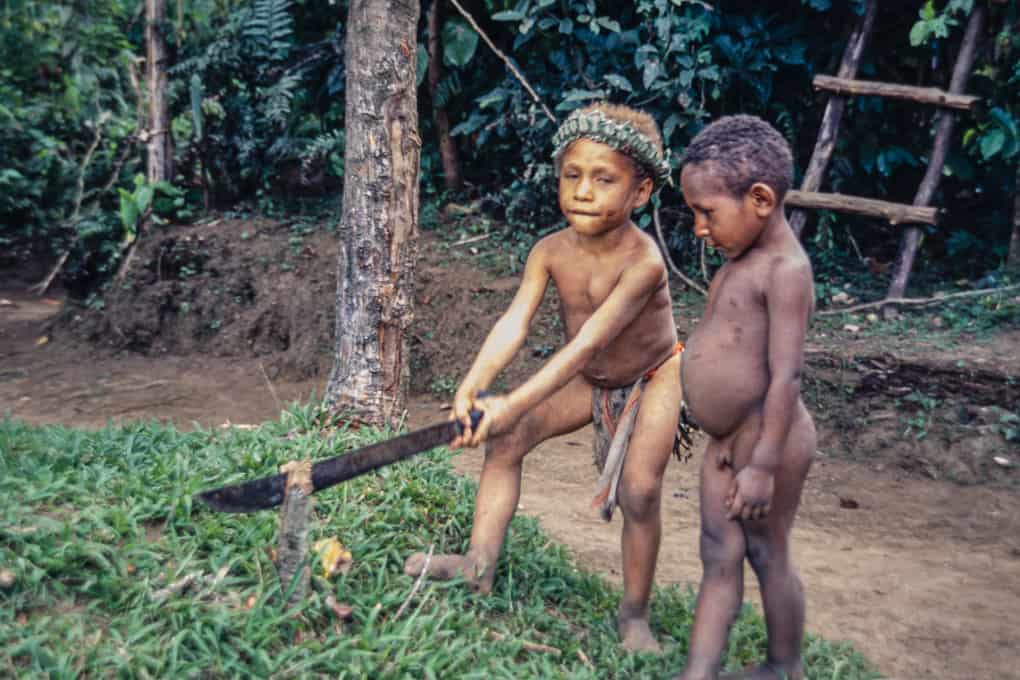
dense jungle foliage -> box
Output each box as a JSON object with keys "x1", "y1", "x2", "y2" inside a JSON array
[{"x1": 1, "y1": 0, "x2": 1018, "y2": 298}]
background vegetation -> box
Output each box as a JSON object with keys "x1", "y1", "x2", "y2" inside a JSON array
[{"x1": 1, "y1": 0, "x2": 1017, "y2": 298}]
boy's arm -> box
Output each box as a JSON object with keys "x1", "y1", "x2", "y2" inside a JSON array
[
  {"x1": 467, "y1": 256, "x2": 666, "y2": 445},
  {"x1": 451, "y1": 239, "x2": 551, "y2": 440},
  {"x1": 726, "y1": 258, "x2": 813, "y2": 519}
]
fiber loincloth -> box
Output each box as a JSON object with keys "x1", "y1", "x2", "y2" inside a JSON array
[{"x1": 590, "y1": 344, "x2": 696, "y2": 522}]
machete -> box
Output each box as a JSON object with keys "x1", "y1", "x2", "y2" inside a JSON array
[{"x1": 196, "y1": 409, "x2": 483, "y2": 513}]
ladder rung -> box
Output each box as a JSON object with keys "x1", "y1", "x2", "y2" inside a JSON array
[
  {"x1": 786, "y1": 190, "x2": 941, "y2": 225},
  {"x1": 813, "y1": 75, "x2": 979, "y2": 111}
]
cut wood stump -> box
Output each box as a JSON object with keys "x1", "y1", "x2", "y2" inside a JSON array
[{"x1": 276, "y1": 460, "x2": 314, "y2": 609}]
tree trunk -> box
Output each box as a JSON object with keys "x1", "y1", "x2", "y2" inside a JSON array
[
  {"x1": 790, "y1": 0, "x2": 877, "y2": 239},
  {"x1": 1008, "y1": 163, "x2": 1020, "y2": 273},
  {"x1": 325, "y1": 0, "x2": 421, "y2": 427},
  {"x1": 885, "y1": 6, "x2": 985, "y2": 305},
  {"x1": 427, "y1": 0, "x2": 463, "y2": 191},
  {"x1": 146, "y1": 0, "x2": 170, "y2": 183}
]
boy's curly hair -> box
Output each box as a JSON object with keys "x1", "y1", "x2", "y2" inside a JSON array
[
  {"x1": 681, "y1": 115, "x2": 793, "y2": 201},
  {"x1": 553, "y1": 102, "x2": 666, "y2": 186}
]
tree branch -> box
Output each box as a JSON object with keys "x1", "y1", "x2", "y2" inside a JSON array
[
  {"x1": 817, "y1": 284, "x2": 1020, "y2": 316},
  {"x1": 447, "y1": 0, "x2": 556, "y2": 123},
  {"x1": 652, "y1": 205, "x2": 706, "y2": 296}
]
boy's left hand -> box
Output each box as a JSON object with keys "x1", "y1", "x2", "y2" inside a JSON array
[
  {"x1": 726, "y1": 465, "x2": 774, "y2": 521},
  {"x1": 459, "y1": 393, "x2": 517, "y2": 448}
]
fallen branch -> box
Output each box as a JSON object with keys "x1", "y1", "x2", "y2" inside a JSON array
[
  {"x1": 393, "y1": 543, "x2": 433, "y2": 621},
  {"x1": 448, "y1": 0, "x2": 556, "y2": 124},
  {"x1": 817, "y1": 283, "x2": 1020, "y2": 316},
  {"x1": 652, "y1": 206, "x2": 707, "y2": 296},
  {"x1": 489, "y1": 630, "x2": 562, "y2": 657},
  {"x1": 576, "y1": 649, "x2": 594, "y2": 670}
]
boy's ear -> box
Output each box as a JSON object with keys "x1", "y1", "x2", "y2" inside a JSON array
[
  {"x1": 633, "y1": 176, "x2": 654, "y2": 208},
  {"x1": 748, "y1": 182, "x2": 777, "y2": 217}
]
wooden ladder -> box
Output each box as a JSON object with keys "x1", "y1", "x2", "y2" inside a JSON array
[{"x1": 786, "y1": 0, "x2": 987, "y2": 310}]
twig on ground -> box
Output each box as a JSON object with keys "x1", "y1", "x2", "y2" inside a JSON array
[
  {"x1": 394, "y1": 544, "x2": 433, "y2": 621},
  {"x1": 576, "y1": 648, "x2": 594, "y2": 670},
  {"x1": 448, "y1": 0, "x2": 556, "y2": 124},
  {"x1": 653, "y1": 206, "x2": 707, "y2": 296},
  {"x1": 451, "y1": 233, "x2": 490, "y2": 247},
  {"x1": 489, "y1": 630, "x2": 562, "y2": 657},
  {"x1": 259, "y1": 362, "x2": 284, "y2": 412},
  {"x1": 152, "y1": 572, "x2": 198, "y2": 602},
  {"x1": 817, "y1": 283, "x2": 1020, "y2": 316}
]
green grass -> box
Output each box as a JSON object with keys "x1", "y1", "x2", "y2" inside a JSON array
[{"x1": 0, "y1": 406, "x2": 878, "y2": 678}]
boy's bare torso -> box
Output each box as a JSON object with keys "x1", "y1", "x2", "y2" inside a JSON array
[
  {"x1": 682, "y1": 236, "x2": 813, "y2": 440},
  {"x1": 543, "y1": 225, "x2": 677, "y2": 388}
]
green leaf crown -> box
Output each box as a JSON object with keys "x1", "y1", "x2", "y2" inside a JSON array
[{"x1": 551, "y1": 109, "x2": 672, "y2": 191}]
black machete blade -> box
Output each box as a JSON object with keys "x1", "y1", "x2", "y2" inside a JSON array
[{"x1": 197, "y1": 418, "x2": 467, "y2": 513}]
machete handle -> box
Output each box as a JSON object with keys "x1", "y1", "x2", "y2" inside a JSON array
[{"x1": 455, "y1": 389, "x2": 490, "y2": 435}]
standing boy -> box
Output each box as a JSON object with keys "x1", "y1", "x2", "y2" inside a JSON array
[
  {"x1": 404, "y1": 103, "x2": 689, "y2": 652},
  {"x1": 675, "y1": 115, "x2": 817, "y2": 680}
]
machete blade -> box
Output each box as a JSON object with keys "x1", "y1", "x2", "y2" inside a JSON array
[{"x1": 196, "y1": 414, "x2": 477, "y2": 513}]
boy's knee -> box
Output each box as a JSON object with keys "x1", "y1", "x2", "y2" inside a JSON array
[
  {"x1": 617, "y1": 476, "x2": 661, "y2": 521},
  {"x1": 699, "y1": 523, "x2": 744, "y2": 572}
]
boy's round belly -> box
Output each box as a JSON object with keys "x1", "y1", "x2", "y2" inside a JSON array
[{"x1": 682, "y1": 338, "x2": 768, "y2": 439}]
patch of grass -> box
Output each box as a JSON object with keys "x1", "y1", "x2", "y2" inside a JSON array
[{"x1": 0, "y1": 407, "x2": 878, "y2": 678}]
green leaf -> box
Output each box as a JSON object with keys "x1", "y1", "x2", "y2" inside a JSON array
[
  {"x1": 442, "y1": 18, "x2": 479, "y2": 68},
  {"x1": 189, "y1": 74, "x2": 204, "y2": 141},
  {"x1": 491, "y1": 10, "x2": 525, "y2": 21},
  {"x1": 603, "y1": 73, "x2": 634, "y2": 93},
  {"x1": 135, "y1": 185, "x2": 155, "y2": 214},
  {"x1": 596, "y1": 17, "x2": 621, "y2": 33},
  {"x1": 118, "y1": 190, "x2": 139, "y2": 233},
  {"x1": 416, "y1": 44, "x2": 428, "y2": 87},
  {"x1": 979, "y1": 129, "x2": 1006, "y2": 159},
  {"x1": 909, "y1": 21, "x2": 932, "y2": 47}
]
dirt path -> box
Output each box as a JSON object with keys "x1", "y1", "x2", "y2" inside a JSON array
[{"x1": 3, "y1": 292, "x2": 1019, "y2": 679}]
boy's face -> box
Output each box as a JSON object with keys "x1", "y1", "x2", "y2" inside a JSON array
[
  {"x1": 558, "y1": 139, "x2": 652, "y2": 237},
  {"x1": 680, "y1": 163, "x2": 771, "y2": 260}
]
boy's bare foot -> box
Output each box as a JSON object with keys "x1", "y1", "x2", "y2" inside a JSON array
[
  {"x1": 402, "y1": 552, "x2": 494, "y2": 593},
  {"x1": 719, "y1": 661, "x2": 802, "y2": 680},
  {"x1": 618, "y1": 612, "x2": 662, "y2": 654}
]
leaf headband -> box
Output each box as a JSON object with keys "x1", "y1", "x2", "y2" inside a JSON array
[{"x1": 551, "y1": 109, "x2": 672, "y2": 191}]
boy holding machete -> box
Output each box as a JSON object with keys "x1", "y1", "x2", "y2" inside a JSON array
[{"x1": 404, "y1": 102, "x2": 692, "y2": 652}]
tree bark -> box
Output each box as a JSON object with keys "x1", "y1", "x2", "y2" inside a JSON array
[
  {"x1": 786, "y1": 190, "x2": 940, "y2": 225},
  {"x1": 886, "y1": 6, "x2": 985, "y2": 304},
  {"x1": 325, "y1": 0, "x2": 421, "y2": 427},
  {"x1": 427, "y1": 0, "x2": 462, "y2": 192},
  {"x1": 146, "y1": 0, "x2": 171, "y2": 183},
  {"x1": 790, "y1": 0, "x2": 877, "y2": 239},
  {"x1": 812, "y1": 75, "x2": 980, "y2": 111}
]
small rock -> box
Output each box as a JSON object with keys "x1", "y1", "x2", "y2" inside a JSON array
[
  {"x1": 831, "y1": 291, "x2": 851, "y2": 305},
  {"x1": 866, "y1": 313, "x2": 879, "y2": 324},
  {"x1": 838, "y1": 496, "x2": 860, "y2": 509},
  {"x1": 0, "y1": 569, "x2": 15, "y2": 588},
  {"x1": 842, "y1": 324, "x2": 861, "y2": 333},
  {"x1": 993, "y1": 456, "x2": 1013, "y2": 468}
]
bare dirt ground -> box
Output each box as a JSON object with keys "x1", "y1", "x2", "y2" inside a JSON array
[{"x1": 3, "y1": 223, "x2": 1019, "y2": 679}]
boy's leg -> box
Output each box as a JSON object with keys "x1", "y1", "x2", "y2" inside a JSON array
[
  {"x1": 615, "y1": 352, "x2": 683, "y2": 652},
  {"x1": 726, "y1": 407, "x2": 816, "y2": 680},
  {"x1": 404, "y1": 373, "x2": 593, "y2": 593},
  {"x1": 676, "y1": 441, "x2": 747, "y2": 680}
]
